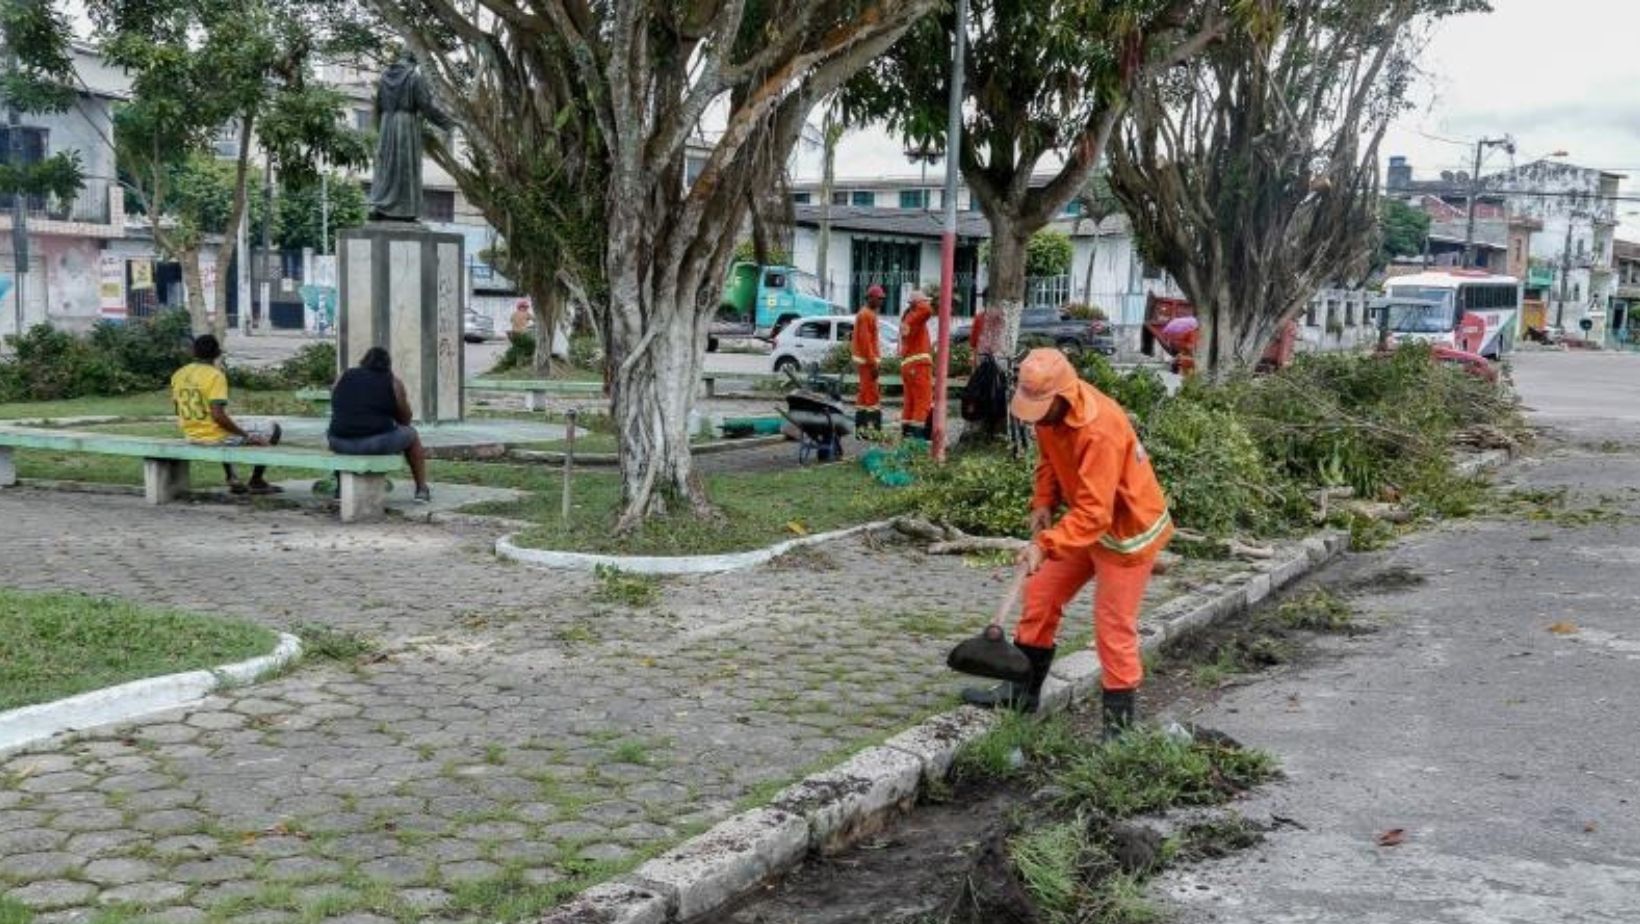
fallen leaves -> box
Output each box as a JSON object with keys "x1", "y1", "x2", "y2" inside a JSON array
[
  {"x1": 1547, "y1": 621, "x2": 1579, "y2": 636},
  {"x1": 1375, "y1": 828, "x2": 1406, "y2": 847}
]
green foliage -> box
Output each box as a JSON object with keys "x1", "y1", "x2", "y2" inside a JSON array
[
  {"x1": 1379, "y1": 198, "x2": 1432, "y2": 264},
  {"x1": 0, "y1": 0, "x2": 83, "y2": 203},
  {"x1": 0, "y1": 311, "x2": 192, "y2": 402},
  {"x1": 733, "y1": 240, "x2": 792, "y2": 266},
  {"x1": 1075, "y1": 353, "x2": 1168, "y2": 423},
  {"x1": 954, "y1": 712, "x2": 1082, "y2": 781},
  {"x1": 225, "y1": 343, "x2": 336, "y2": 390},
  {"x1": 1027, "y1": 230, "x2": 1074, "y2": 277},
  {"x1": 898, "y1": 449, "x2": 1036, "y2": 538},
  {"x1": 1063, "y1": 303, "x2": 1108, "y2": 321},
  {"x1": 1053, "y1": 727, "x2": 1279, "y2": 819},
  {"x1": 490, "y1": 332, "x2": 539, "y2": 375},
  {"x1": 275, "y1": 173, "x2": 368, "y2": 251},
  {"x1": 1143, "y1": 397, "x2": 1297, "y2": 537}
]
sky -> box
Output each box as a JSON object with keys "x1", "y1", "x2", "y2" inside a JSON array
[{"x1": 806, "y1": 0, "x2": 1640, "y2": 237}]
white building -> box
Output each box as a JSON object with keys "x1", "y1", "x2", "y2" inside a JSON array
[{"x1": 1483, "y1": 160, "x2": 1623, "y2": 339}]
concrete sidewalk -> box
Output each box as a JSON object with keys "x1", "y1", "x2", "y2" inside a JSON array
[{"x1": 1151, "y1": 350, "x2": 1640, "y2": 923}]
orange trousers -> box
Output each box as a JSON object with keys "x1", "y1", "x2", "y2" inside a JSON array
[
  {"x1": 1015, "y1": 547, "x2": 1155, "y2": 692},
  {"x1": 856, "y1": 364, "x2": 881, "y2": 411},
  {"x1": 901, "y1": 361, "x2": 933, "y2": 426}
]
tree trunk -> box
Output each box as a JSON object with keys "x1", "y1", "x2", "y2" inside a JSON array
[
  {"x1": 530, "y1": 281, "x2": 563, "y2": 374},
  {"x1": 181, "y1": 248, "x2": 208, "y2": 333},
  {"x1": 988, "y1": 214, "x2": 1032, "y2": 357},
  {"x1": 213, "y1": 116, "x2": 256, "y2": 341},
  {"x1": 606, "y1": 214, "x2": 713, "y2": 528},
  {"x1": 1081, "y1": 231, "x2": 1098, "y2": 308},
  {"x1": 816, "y1": 112, "x2": 839, "y2": 297}
]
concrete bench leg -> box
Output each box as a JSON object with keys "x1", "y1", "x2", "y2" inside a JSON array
[
  {"x1": 525, "y1": 389, "x2": 546, "y2": 412},
  {"x1": 705, "y1": 378, "x2": 718, "y2": 398},
  {"x1": 0, "y1": 447, "x2": 15, "y2": 487},
  {"x1": 338, "y1": 472, "x2": 389, "y2": 523},
  {"x1": 143, "y1": 458, "x2": 190, "y2": 504}
]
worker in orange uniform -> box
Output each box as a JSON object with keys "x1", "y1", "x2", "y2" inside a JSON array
[
  {"x1": 852, "y1": 284, "x2": 886, "y2": 436},
  {"x1": 898, "y1": 291, "x2": 935, "y2": 440},
  {"x1": 963, "y1": 348, "x2": 1174, "y2": 739}
]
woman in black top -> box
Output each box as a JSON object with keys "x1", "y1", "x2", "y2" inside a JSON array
[{"x1": 328, "y1": 348, "x2": 431, "y2": 502}]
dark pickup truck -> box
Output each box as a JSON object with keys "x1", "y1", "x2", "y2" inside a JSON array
[{"x1": 952, "y1": 307, "x2": 1116, "y2": 356}]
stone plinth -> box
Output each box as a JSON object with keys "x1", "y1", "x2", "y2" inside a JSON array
[{"x1": 337, "y1": 223, "x2": 465, "y2": 422}]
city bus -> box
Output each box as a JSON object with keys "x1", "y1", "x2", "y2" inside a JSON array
[{"x1": 1383, "y1": 269, "x2": 1521, "y2": 359}]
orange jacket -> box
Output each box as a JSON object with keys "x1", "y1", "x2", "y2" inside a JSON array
[
  {"x1": 852, "y1": 306, "x2": 880, "y2": 367},
  {"x1": 899, "y1": 301, "x2": 933, "y2": 367},
  {"x1": 1032, "y1": 381, "x2": 1173, "y2": 562}
]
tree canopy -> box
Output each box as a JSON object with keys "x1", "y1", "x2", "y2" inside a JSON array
[
  {"x1": 1111, "y1": 0, "x2": 1491, "y2": 375},
  {"x1": 842, "y1": 0, "x2": 1224, "y2": 349},
  {"x1": 0, "y1": 0, "x2": 84, "y2": 203},
  {"x1": 1379, "y1": 198, "x2": 1431, "y2": 266}
]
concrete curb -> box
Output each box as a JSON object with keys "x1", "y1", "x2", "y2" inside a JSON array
[
  {"x1": 0, "y1": 632, "x2": 302, "y2": 755},
  {"x1": 541, "y1": 531, "x2": 1348, "y2": 923},
  {"x1": 495, "y1": 520, "x2": 893, "y2": 576}
]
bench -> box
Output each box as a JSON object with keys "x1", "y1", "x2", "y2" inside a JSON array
[
  {"x1": 466, "y1": 378, "x2": 604, "y2": 411},
  {"x1": 0, "y1": 425, "x2": 404, "y2": 523}
]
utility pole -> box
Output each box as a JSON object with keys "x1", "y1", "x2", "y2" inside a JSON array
[
  {"x1": 1556, "y1": 218, "x2": 1575, "y2": 329},
  {"x1": 4, "y1": 37, "x2": 27, "y2": 342},
  {"x1": 257, "y1": 151, "x2": 273, "y2": 333},
  {"x1": 1463, "y1": 135, "x2": 1515, "y2": 268},
  {"x1": 929, "y1": 0, "x2": 967, "y2": 462}
]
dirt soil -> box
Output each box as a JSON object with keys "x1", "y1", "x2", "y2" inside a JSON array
[{"x1": 708, "y1": 561, "x2": 1421, "y2": 924}]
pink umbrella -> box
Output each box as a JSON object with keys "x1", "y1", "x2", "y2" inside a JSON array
[{"x1": 1161, "y1": 316, "x2": 1199, "y2": 337}]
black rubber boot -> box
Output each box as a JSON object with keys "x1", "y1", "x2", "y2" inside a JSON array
[
  {"x1": 855, "y1": 409, "x2": 871, "y2": 434},
  {"x1": 1018, "y1": 643, "x2": 1056, "y2": 713},
  {"x1": 963, "y1": 644, "x2": 1055, "y2": 713},
  {"x1": 1101, "y1": 688, "x2": 1137, "y2": 742}
]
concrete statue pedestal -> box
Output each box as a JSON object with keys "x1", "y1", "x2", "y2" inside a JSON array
[{"x1": 337, "y1": 223, "x2": 466, "y2": 423}]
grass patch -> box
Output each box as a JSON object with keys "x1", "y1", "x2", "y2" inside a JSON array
[
  {"x1": 294, "y1": 624, "x2": 378, "y2": 663},
  {"x1": 953, "y1": 712, "x2": 1082, "y2": 781},
  {"x1": 0, "y1": 389, "x2": 307, "y2": 422},
  {"x1": 1052, "y1": 727, "x2": 1279, "y2": 819},
  {"x1": 0, "y1": 588, "x2": 275, "y2": 711},
  {"x1": 1260, "y1": 589, "x2": 1357, "y2": 633},
  {"x1": 0, "y1": 897, "x2": 32, "y2": 924},
  {"x1": 591, "y1": 566, "x2": 660, "y2": 607},
  {"x1": 497, "y1": 461, "x2": 897, "y2": 556}
]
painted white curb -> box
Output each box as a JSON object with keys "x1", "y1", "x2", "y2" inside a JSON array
[
  {"x1": 0, "y1": 632, "x2": 302, "y2": 754},
  {"x1": 495, "y1": 520, "x2": 893, "y2": 575},
  {"x1": 544, "y1": 532, "x2": 1351, "y2": 924}
]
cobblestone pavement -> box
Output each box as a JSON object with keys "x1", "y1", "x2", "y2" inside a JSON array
[{"x1": 0, "y1": 489, "x2": 1252, "y2": 922}]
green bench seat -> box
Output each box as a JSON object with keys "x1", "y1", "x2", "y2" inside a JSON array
[{"x1": 0, "y1": 425, "x2": 403, "y2": 523}]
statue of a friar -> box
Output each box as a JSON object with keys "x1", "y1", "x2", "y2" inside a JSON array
[{"x1": 367, "y1": 53, "x2": 453, "y2": 222}]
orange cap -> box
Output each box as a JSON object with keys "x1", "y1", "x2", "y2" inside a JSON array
[{"x1": 1010, "y1": 348, "x2": 1078, "y2": 423}]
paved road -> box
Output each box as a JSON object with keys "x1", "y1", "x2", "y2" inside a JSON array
[{"x1": 1153, "y1": 349, "x2": 1640, "y2": 923}]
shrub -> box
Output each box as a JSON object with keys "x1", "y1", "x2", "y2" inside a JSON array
[
  {"x1": 899, "y1": 449, "x2": 1036, "y2": 538},
  {"x1": 1062, "y1": 303, "x2": 1108, "y2": 321},
  {"x1": 277, "y1": 343, "x2": 337, "y2": 387},
  {"x1": 1027, "y1": 230, "x2": 1074, "y2": 277},
  {"x1": 1144, "y1": 397, "x2": 1299, "y2": 537},
  {"x1": 0, "y1": 312, "x2": 190, "y2": 402},
  {"x1": 1075, "y1": 353, "x2": 1168, "y2": 424}
]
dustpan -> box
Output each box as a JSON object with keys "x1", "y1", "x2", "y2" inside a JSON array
[{"x1": 946, "y1": 565, "x2": 1032, "y2": 683}]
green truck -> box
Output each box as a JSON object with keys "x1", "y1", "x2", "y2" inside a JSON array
[{"x1": 711, "y1": 262, "x2": 843, "y2": 350}]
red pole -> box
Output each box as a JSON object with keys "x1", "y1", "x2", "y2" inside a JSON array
[{"x1": 930, "y1": 0, "x2": 968, "y2": 462}]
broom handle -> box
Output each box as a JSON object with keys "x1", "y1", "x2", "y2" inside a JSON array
[{"x1": 989, "y1": 563, "x2": 1029, "y2": 631}]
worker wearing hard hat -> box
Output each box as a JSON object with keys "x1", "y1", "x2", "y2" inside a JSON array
[
  {"x1": 964, "y1": 348, "x2": 1174, "y2": 738},
  {"x1": 852, "y1": 285, "x2": 886, "y2": 436},
  {"x1": 898, "y1": 291, "x2": 935, "y2": 440}
]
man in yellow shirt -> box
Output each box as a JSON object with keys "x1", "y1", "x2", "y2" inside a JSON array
[{"x1": 171, "y1": 335, "x2": 282, "y2": 495}]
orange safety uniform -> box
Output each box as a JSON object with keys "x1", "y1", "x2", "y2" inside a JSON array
[
  {"x1": 851, "y1": 305, "x2": 881, "y2": 413},
  {"x1": 1018, "y1": 380, "x2": 1174, "y2": 691},
  {"x1": 899, "y1": 300, "x2": 934, "y2": 428}
]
